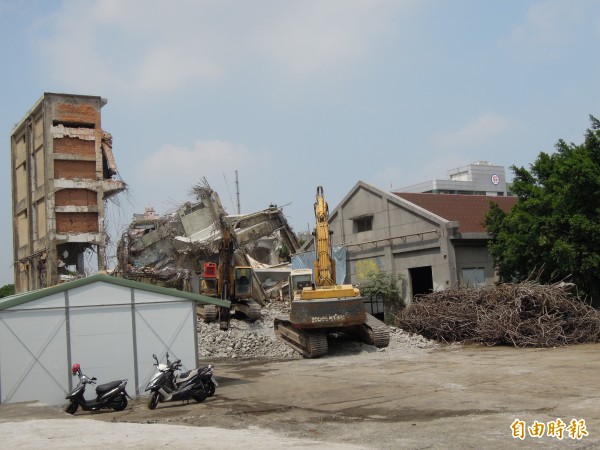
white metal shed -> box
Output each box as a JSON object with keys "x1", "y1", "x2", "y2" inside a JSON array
[{"x1": 0, "y1": 274, "x2": 229, "y2": 406}]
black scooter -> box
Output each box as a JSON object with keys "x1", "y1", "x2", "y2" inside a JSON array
[
  {"x1": 198, "y1": 364, "x2": 218, "y2": 397},
  {"x1": 145, "y1": 354, "x2": 211, "y2": 409},
  {"x1": 64, "y1": 363, "x2": 131, "y2": 415}
]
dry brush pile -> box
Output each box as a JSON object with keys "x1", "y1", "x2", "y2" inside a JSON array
[{"x1": 397, "y1": 282, "x2": 600, "y2": 347}]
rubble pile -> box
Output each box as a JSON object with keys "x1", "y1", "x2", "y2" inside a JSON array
[
  {"x1": 198, "y1": 302, "x2": 302, "y2": 360},
  {"x1": 116, "y1": 179, "x2": 300, "y2": 300},
  {"x1": 198, "y1": 301, "x2": 438, "y2": 360},
  {"x1": 397, "y1": 281, "x2": 600, "y2": 347}
]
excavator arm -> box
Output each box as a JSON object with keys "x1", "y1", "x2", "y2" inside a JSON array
[
  {"x1": 313, "y1": 186, "x2": 336, "y2": 287},
  {"x1": 274, "y1": 185, "x2": 390, "y2": 357}
]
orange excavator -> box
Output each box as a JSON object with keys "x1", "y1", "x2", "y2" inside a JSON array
[{"x1": 274, "y1": 186, "x2": 390, "y2": 357}]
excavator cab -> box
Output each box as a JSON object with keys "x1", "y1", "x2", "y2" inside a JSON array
[
  {"x1": 233, "y1": 266, "x2": 253, "y2": 299},
  {"x1": 201, "y1": 262, "x2": 218, "y2": 296},
  {"x1": 288, "y1": 269, "x2": 313, "y2": 301}
]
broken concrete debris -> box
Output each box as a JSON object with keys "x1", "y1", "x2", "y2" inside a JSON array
[
  {"x1": 198, "y1": 299, "x2": 438, "y2": 360},
  {"x1": 115, "y1": 179, "x2": 300, "y2": 305}
]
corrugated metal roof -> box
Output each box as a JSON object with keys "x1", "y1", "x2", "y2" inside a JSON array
[
  {"x1": 0, "y1": 274, "x2": 230, "y2": 310},
  {"x1": 393, "y1": 192, "x2": 517, "y2": 233}
]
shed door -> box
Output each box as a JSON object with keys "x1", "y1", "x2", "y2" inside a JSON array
[
  {"x1": 0, "y1": 309, "x2": 67, "y2": 404},
  {"x1": 69, "y1": 304, "x2": 135, "y2": 389},
  {"x1": 134, "y1": 301, "x2": 197, "y2": 395}
]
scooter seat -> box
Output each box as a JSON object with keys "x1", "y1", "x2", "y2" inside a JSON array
[
  {"x1": 175, "y1": 369, "x2": 198, "y2": 383},
  {"x1": 96, "y1": 380, "x2": 121, "y2": 395}
]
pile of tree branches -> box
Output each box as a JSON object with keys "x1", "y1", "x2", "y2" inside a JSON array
[{"x1": 397, "y1": 282, "x2": 600, "y2": 347}]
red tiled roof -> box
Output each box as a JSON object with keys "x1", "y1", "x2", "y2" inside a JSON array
[{"x1": 393, "y1": 192, "x2": 517, "y2": 233}]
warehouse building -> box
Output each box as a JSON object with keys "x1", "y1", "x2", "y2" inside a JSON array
[{"x1": 328, "y1": 181, "x2": 517, "y2": 313}]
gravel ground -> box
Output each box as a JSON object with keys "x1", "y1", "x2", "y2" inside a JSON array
[
  {"x1": 0, "y1": 301, "x2": 443, "y2": 450},
  {"x1": 198, "y1": 300, "x2": 439, "y2": 360}
]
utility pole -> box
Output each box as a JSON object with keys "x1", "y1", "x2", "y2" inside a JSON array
[{"x1": 235, "y1": 170, "x2": 241, "y2": 214}]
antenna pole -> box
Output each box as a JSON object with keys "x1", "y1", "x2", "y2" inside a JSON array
[{"x1": 235, "y1": 170, "x2": 241, "y2": 214}]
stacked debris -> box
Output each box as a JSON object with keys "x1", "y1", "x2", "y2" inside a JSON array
[
  {"x1": 397, "y1": 282, "x2": 600, "y2": 347},
  {"x1": 115, "y1": 179, "x2": 300, "y2": 300}
]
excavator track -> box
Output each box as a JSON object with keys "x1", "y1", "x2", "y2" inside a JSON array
[
  {"x1": 246, "y1": 300, "x2": 261, "y2": 321},
  {"x1": 359, "y1": 313, "x2": 390, "y2": 348},
  {"x1": 233, "y1": 300, "x2": 262, "y2": 322},
  {"x1": 274, "y1": 316, "x2": 328, "y2": 358},
  {"x1": 202, "y1": 304, "x2": 218, "y2": 323}
]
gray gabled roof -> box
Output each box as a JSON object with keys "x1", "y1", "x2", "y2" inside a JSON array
[
  {"x1": 0, "y1": 274, "x2": 230, "y2": 311},
  {"x1": 329, "y1": 180, "x2": 451, "y2": 227}
]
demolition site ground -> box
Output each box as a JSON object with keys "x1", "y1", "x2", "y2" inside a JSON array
[{"x1": 1, "y1": 330, "x2": 599, "y2": 449}]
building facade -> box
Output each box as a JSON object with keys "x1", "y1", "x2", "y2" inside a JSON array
[
  {"x1": 328, "y1": 181, "x2": 516, "y2": 309},
  {"x1": 11, "y1": 93, "x2": 125, "y2": 293}
]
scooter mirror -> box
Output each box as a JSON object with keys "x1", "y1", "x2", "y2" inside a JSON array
[{"x1": 153, "y1": 354, "x2": 158, "y2": 364}]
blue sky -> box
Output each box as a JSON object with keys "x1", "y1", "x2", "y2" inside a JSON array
[{"x1": 1, "y1": 0, "x2": 599, "y2": 286}]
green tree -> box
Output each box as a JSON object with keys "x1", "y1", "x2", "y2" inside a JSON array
[
  {"x1": 359, "y1": 270, "x2": 404, "y2": 323},
  {"x1": 0, "y1": 284, "x2": 15, "y2": 298},
  {"x1": 278, "y1": 244, "x2": 291, "y2": 262},
  {"x1": 485, "y1": 115, "x2": 600, "y2": 300}
]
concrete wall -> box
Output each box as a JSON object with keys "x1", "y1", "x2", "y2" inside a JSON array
[
  {"x1": 454, "y1": 241, "x2": 498, "y2": 286},
  {"x1": 329, "y1": 184, "x2": 451, "y2": 305}
]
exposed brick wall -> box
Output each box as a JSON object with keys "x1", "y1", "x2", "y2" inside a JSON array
[
  {"x1": 54, "y1": 160, "x2": 96, "y2": 179},
  {"x1": 55, "y1": 189, "x2": 97, "y2": 206},
  {"x1": 54, "y1": 103, "x2": 98, "y2": 127},
  {"x1": 54, "y1": 137, "x2": 95, "y2": 156},
  {"x1": 56, "y1": 212, "x2": 98, "y2": 233}
]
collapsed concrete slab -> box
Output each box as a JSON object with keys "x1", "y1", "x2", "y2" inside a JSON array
[{"x1": 115, "y1": 179, "x2": 300, "y2": 306}]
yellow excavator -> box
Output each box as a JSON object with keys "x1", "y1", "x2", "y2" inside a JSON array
[
  {"x1": 202, "y1": 215, "x2": 261, "y2": 329},
  {"x1": 274, "y1": 186, "x2": 390, "y2": 357}
]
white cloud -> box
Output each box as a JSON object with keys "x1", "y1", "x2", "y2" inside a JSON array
[
  {"x1": 32, "y1": 0, "x2": 414, "y2": 95},
  {"x1": 253, "y1": 0, "x2": 407, "y2": 79},
  {"x1": 139, "y1": 140, "x2": 252, "y2": 182},
  {"x1": 507, "y1": 0, "x2": 591, "y2": 57},
  {"x1": 431, "y1": 113, "x2": 512, "y2": 150},
  {"x1": 131, "y1": 140, "x2": 256, "y2": 210},
  {"x1": 134, "y1": 45, "x2": 221, "y2": 92}
]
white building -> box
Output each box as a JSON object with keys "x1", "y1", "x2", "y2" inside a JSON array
[{"x1": 397, "y1": 161, "x2": 508, "y2": 196}]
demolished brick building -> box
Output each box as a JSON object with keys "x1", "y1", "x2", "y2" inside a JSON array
[{"x1": 10, "y1": 93, "x2": 126, "y2": 293}]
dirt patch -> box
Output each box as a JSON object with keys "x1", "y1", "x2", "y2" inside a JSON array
[{"x1": 1, "y1": 323, "x2": 599, "y2": 449}]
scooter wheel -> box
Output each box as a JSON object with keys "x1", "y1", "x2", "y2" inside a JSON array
[
  {"x1": 148, "y1": 391, "x2": 160, "y2": 410},
  {"x1": 65, "y1": 402, "x2": 79, "y2": 415},
  {"x1": 112, "y1": 395, "x2": 128, "y2": 411},
  {"x1": 193, "y1": 389, "x2": 208, "y2": 403},
  {"x1": 205, "y1": 380, "x2": 216, "y2": 397}
]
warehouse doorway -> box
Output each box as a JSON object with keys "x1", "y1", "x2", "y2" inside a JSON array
[{"x1": 409, "y1": 266, "x2": 433, "y2": 297}]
